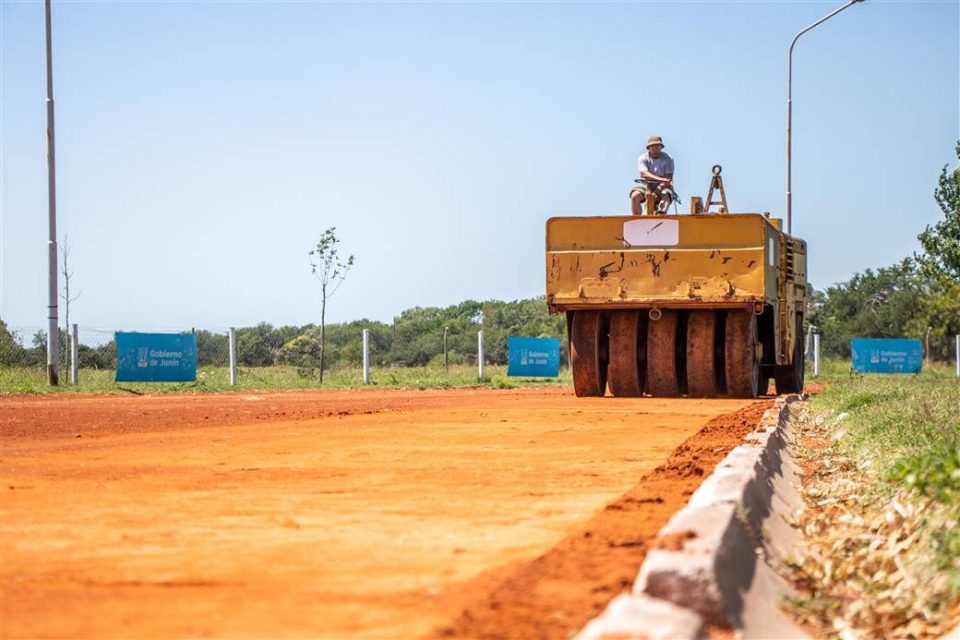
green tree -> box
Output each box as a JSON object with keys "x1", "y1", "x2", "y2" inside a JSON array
[
  {"x1": 195, "y1": 330, "x2": 229, "y2": 367},
  {"x1": 916, "y1": 141, "x2": 960, "y2": 281},
  {"x1": 906, "y1": 279, "x2": 960, "y2": 360},
  {"x1": 309, "y1": 228, "x2": 354, "y2": 384},
  {"x1": 0, "y1": 320, "x2": 26, "y2": 366},
  {"x1": 78, "y1": 339, "x2": 116, "y2": 369},
  {"x1": 235, "y1": 323, "x2": 300, "y2": 367},
  {"x1": 815, "y1": 260, "x2": 928, "y2": 358},
  {"x1": 908, "y1": 140, "x2": 960, "y2": 360},
  {"x1": 276, "y1": 332, "x2": 322, "y2": 377}
]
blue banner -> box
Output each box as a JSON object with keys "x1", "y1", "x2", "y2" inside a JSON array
[
  {"x1": 851, "y1": 338, "x2": 923, "y2": 374},
  {"x1": 507, "y1": 337, "x2": 561, "y2": 377},
  {"x1": 115, "y1": 332, "x2": 198, "y2": 382}
]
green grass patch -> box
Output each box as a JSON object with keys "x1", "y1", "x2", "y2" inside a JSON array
[
  {"x1": 888, "y1": 445, "x2": 960, "y2": 502},
  {"x1": 0, "y1": 364, "x2": 571, "y2": 395},
  {"x1": 812, "y1": 362, "x2": 959, "y2": 484}
]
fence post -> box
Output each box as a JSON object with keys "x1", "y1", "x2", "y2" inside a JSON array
[
  {"x1": 955, "y1": 334, "x2": 959, "y2": 378},
  {"x1": 228, "y1": 327, "x2": 237, "y2": 386},
  {"x1": 813, "y1": 333, "x2": 821, "y2": 377},
  {"x1": 443, "y1": 326, "x2": 449, "y2": 374},
  {"x1": 70, "y1": 323, "x2": 78, "y2": 385},
  {"x1": 362, "y1": 329, "x2": 370, "y2": 385},
  {"x1": 477, "y1": 330, "x2": 485, "y2": 380}
]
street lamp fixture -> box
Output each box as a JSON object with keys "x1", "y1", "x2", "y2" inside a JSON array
[{"x1": 786, "y1": 0, "x2": 866, "y2": 235}]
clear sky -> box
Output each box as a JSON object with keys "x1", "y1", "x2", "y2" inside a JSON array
[{"x1": 2, "y1": 0, "x2": 957, "y2": 332}]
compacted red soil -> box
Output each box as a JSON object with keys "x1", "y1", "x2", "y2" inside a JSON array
[{"x1": 0, "y1": 387, "x2": 768, "y2": 639}]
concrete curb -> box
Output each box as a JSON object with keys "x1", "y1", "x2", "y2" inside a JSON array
[
  {"x1": 576, "y1": 396, "x2": 807, "y2": 639},
  {"x1": 577, "y1": 593, "x2": 705, "y2": 640}
]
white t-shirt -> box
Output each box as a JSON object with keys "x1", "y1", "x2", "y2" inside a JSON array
[{"x1": 637, "y1": 152, "x2": 675, "y2": 180}]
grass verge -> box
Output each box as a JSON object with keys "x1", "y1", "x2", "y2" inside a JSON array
[
  {"x1": 784, "y1": 361, "x2": 960, "y2": 638},
  {"x1": 0, "y1": 364, "x2": 571, "y2": 395}
]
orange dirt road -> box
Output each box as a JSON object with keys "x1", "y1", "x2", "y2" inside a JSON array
[{"x1": 0, "y1": 388, "x2": 766, "y2": 639}]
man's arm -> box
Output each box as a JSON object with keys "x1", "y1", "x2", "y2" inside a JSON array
[{"x1": 640, "y1": 168, "x2": 673, "y2": 184}]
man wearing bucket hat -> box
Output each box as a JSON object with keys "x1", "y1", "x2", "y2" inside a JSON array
[{"x1": 630, "y1": 136, "x2": 675, "y2": 215}]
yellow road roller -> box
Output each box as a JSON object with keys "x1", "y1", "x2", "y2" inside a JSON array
[{"x1": 545, "y1": 166, "x2": 807, "y2": 398}]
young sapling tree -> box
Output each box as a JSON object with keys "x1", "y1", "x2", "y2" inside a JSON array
[{"x1": 309, "y1": 228, "x2": 354, "y2": 384}]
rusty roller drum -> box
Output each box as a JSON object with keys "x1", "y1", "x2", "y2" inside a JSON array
[
  {"x1": 570, "y1": 310, "x2": 609, "y2": 397},
  {"x1": 686, "y1": 310, "x2": 720, "y2": 397},
  {"x1": 607, "y1": 310, "x2": 646, "y2": 397},
  {"x1": 646, "y1": 310, "x2": 681, "y2": 397},
  {"x1": 725, "y1": 309, "x2": 760, "y2": 398}
]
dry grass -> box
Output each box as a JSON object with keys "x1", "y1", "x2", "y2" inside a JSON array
[
  {"x1": 0, "y1": 363, "x2": 570, "y2": 394},
  {"x1": 783, "y1": 387, "x2": 960, "y2": 639}
]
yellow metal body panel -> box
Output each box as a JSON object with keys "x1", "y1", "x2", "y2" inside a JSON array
[
  {"x1": 545, "y1": 213, "x2": 807, "y2": 364},
  {"x1": 546, "y1": 214, "x2": 781, "y2": 307}
]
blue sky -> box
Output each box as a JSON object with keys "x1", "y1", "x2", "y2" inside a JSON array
[{"x1": 2, "y1": 0, "x2": 957, "y2": 331}]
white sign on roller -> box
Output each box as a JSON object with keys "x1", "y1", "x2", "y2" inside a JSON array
[{"x1": 622, "y1": 218, "x2": 679, "y2": 247}]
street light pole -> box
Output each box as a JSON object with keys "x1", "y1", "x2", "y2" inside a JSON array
[
  {"x1": 44, "y1": 0, "x2": 60, "y2": 386},
  {"x1": 786, "y1": 0, "x2": 865, "y2": 235}
]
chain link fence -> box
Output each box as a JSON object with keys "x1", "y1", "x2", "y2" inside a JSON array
[
  {"x1": 3, "y1": 320, "x2": 958, "y2": 392},
  {"x1": 0, "y1": 325, "x2": 229, "y2": 391},
  {"x1": 0, "y1": 321, "x2": 570, "y2": 391}
]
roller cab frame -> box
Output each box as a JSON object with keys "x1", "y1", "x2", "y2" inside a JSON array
[{"x1": 546, "y1": 212, "x2": 807, "y2": 398}]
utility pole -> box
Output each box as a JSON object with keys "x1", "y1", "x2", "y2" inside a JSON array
[
  {"x1": 786, "y1": 0, "x2": 866, "y2": 234},
  {"x1": 44, "y1": 0, "x2": 60, "y2": 385}
]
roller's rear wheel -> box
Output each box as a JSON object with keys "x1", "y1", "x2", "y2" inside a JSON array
[
  {"x1": 686, "y1": 310, "x2": 720, "y2": 397},
  {"x1": 571, "y1": 311, "x2": 609, "y2": 397},
  {"x1": 608, "y1": 310, "x2": 646, "y2": 397},
  {"x1": 646, "y1": 310, "x2": 681, "y2": 397},
  {"x1": 725, "y1": 310, "x2": 760, "y2": 398},
  {"x1": 775, "y1": 317, "x2": 805, "y2": 394}
]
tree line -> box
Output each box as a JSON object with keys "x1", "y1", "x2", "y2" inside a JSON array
[
  {"x1": 807, "y1": 142, "x2": 959, "y2": 360},
  {"x1": 0, "y1": 297, "x2": 567, "y2": 372}
]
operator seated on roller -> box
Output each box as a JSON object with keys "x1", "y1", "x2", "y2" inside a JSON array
[{"x1": 630, "y1": 136, "x2": 675, "y2": 215}]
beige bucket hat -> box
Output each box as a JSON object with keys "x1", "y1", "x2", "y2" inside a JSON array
[{"x1": 646, "y1": 135, "x2": 664, "y2": 149}]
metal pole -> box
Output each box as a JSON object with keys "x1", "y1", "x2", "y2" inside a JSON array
[
  {"x1": 477, "y1": 330, "x2": 485, "y2": 381},
  {"x1": 362, "y1": 328, "x2": 370, "y2": 384},
  {"x1": 70, "y1": 323, "x2": 78, "y2": 385},
  {"x1": 44, "y1": 0, "x2": 59, "y2": 385},
  {"x1": 813, "y1": 333, "x2": 821, "y2": 377},
  {"x1": 787, "y1": 0, "x2": 865, "y2": 235},
  {"x1": 443, "y1": 326, "x2": 449, "y2": 374},
  {"x1": 955, "y1": 335, "x2": 959, "y2": 378},
  {"x1": 228, "y1": 327, "x2": 237, "y2": 386}
]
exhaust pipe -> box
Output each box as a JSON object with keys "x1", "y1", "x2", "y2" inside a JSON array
[{"x1": 648, "y1": 308, "x2": 662, "y2": 322}]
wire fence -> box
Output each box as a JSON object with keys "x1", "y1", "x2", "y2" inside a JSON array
[
  {"x1": 0, "y1": 323, "x2": 570, "y2": 391},
  {"x1": 1, "y1": 323, "x2": 958, "y2": 392}
]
